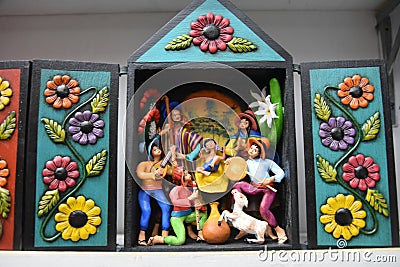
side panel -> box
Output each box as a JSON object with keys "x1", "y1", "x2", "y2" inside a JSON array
[
  {"x1": 24, "y1": 60, "x2": 119, "y2": 251},
  {"x1": 0, "y1": 61, "x2": 30, "y2": 250},
  {"x1": 301, "y1": 60, "x2": 399, "y2": 248}
]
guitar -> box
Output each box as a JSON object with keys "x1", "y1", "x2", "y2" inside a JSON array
[{"x1": 152, "y1": 150, "x2": 173, "y2": 179}]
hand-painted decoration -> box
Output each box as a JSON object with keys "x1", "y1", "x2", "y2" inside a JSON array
[
  {"x1": 314, "y1": 75, "x2": 387, "y2": 241},
  {"x1": 165, "y1": 12, "x2": 257, "y2": 54},
  {"x1": 126, "y1": 0, "x2": 298, "y2": 251},
  {"x1": 37, "y1": 74, "x2": 108, "y2": 243},
  {"x1": 301, "y1": 61, "x2": 399, "y2": 248},
  {"x1": 0, "y1": 61, "x2": 29, "y2": 250},
  {"x1": 24, "y1": 60, "x2": 118, "y2": 251}
]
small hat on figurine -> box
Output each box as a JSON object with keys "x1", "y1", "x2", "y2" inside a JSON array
[
  {"x1": 235, "y1": 109, "x2": 258, "y2": 131},
  {"x1": 147, "y1": 135, "x2": 161, "y2": 160},
  {"x1": 247, "y1": 137, "x2": 270, "y2": 159}
]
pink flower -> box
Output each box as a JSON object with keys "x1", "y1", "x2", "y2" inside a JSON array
[
  {"x1": 189, "y1": 12, "x2": 234, "y2": 54},
  {"x1": 42, "y1": 156, "x2": 80, "y2": 192},
  {"x1": 342, "y1": 154, "x2": 380, "y2": 191}
]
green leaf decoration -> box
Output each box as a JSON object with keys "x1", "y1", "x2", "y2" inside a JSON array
[
  {"x1": 314, "y1": 94, "x2": 331, "y2": 122},
  {"x1": 37, "y1": 189, "x2": 60, "y2": 217},
  {"x1": 41, "y1": 118, "x2": 65, "y2": 143},
  {"x1": 165, "y1": 34, "x2": 193, "y2": 51},
  {"x1": 362, "y1": 112, "x2": 380, "y2": 141},
  {"x1": 0, "y1": 111, "x2": 17, "y2": 140},
  {"x1": 91, "y1": 87, "x2": 110, "y2": 114},
  {"x1": 0, "y1": 187, "x2": 11, "y2": 219},
  {"x1": 227, "y1": 37, "x2": 257, "y2": 53},
  {"x1": 86, "y1": 150, "x2": 107, "y2": 177},
  {"x1": 316, "y1": 155, "x2": 337, "y2": 183},
  {"x1": 366, "y1": 189, "x2": 389, "y2": 217}
]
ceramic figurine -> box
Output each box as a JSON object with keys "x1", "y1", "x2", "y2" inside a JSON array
[
  {"x1": 136, "y1": 136, "x2": 174, "y2": 246},
  {"x1": 227, "y1": 137, "x2": 287, "y2": 244},
  {"x1": 225, "y1": 109, "x2": 261, "y2": 157},
  {"x1": 218, "y1": 189, "x2": 268, "y2": 244},
  {"x1": 196, "y1": 138, "x2": 225, "y2": 176},
  {"x1": 160, "y1": 99, "x2": 203, "y2": 163},
  {"x1": 194, "y1": 138, "x2": 229, "y2": 194},
  {"x1": 147, "y1": 167, "x2": 207, "y2": 246}
]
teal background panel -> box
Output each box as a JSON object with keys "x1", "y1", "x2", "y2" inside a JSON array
[
  {"x1": 136, "y1": 0, "x2": 285, "y2": 62},
  {"x1": 309, "y1": 66, "x2": 393, "y2": 247},
  {"x1": 34, "y1": 69, "x2": 111, "y2": 247}
]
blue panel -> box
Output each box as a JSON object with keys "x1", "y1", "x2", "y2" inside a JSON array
[
  {"x1": 34, "y1": 69, "x2": 111, "y2": 247},
  {"x1": 309, "y1": 67, "x2": 393, "y2": 247},
  {"x1": 136, "y1": 0, "x2": 285, "y2": 62}
]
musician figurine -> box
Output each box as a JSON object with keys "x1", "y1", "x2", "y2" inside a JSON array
[
  {"x1": 196, "y1": 138, "x2": 226, "y2": 176},
  {"x1": 147, "y1": 167, "x2": 207, "y2": 246},
  {"x1": 226, "y1": 138, "x2": 288, "y2": 244},
  {"x1": 225, "y1": 109, "x2": 262, "y2": 157},
  {"x1": 136, "y1": 135, "x2": 175, "y2": 246}
]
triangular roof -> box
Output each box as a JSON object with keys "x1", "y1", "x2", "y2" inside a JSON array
[{"x1": 129, "y1": 0, "x2": 291, "y2": 63}]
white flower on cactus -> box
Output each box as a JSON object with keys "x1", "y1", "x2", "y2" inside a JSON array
[
  {"x1": 254, "y1": 95, "x2": 279, "y2": 128},
  {"x1": 249, "y1": 88, "x2": 268, "y2": 108}
]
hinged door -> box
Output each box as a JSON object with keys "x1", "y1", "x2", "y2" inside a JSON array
[
  {"x1": 24, "y1": 60, "x2": 119, "y2": 251},
  {"x1": 0, "y1": 61, "x2": 30, "y2": 250},
  {"x1": 300, "y1": 60, "x2": 399, "y2": 248}
]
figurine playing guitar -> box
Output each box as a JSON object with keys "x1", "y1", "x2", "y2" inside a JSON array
[{"x1": 136, "y1": 136, "x2": 176, "y2": 246}]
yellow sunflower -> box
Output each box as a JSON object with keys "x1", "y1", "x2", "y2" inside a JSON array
[
  {"x1": 0, "y1": 76, "x2": 13, "y2": 111},
  {"x1": 55, "y1": 196, "x2": 101, "y2": 242},
  {"x1": 320, "y1": 194, "x2": 366, "y2": 241}
]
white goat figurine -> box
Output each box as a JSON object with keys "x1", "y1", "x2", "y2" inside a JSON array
[{"x1": 218, "y1": 189, "x2": 268, "y2": 244}]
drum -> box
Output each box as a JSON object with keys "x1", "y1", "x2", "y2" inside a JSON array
[{"x1": 224, "y1": 157, "x2": 247, "y2": 181}]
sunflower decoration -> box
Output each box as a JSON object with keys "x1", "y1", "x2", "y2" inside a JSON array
[
  {"x1": 320, "y1": 194, "x2": 366, "y2": 241},
  {"x1": 0, "y1": 76, "x2": 13, "y2": 111},
  {"x1": 55, "y1": 196, "x2": 101, "y2": 242},
  {"x1": 337, "y1": 74, "x2": 374, "y2": 109},
  {"x1": 44, "y1": 75, "x2": 80, "y2": 109}
]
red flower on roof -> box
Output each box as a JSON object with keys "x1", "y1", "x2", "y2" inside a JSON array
[{"x1": 189, "y1": 12, "x2": 234, "y2": 54}]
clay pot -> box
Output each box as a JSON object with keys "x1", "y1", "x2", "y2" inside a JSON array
[{"x1": 202, "y1": 202, "x2": 231, "y2": 244}]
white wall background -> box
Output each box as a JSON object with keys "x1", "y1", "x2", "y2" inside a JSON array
[{"x1": 0, "y1": 8, "x2": 398, "y2": 245}]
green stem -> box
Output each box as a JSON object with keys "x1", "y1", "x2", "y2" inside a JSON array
[
  {"x1": 40, "y1": 87, "x2": 97, "y2": 242},
  {"x1": 323, "y1": 87, "x2": 364, "y2": 169},
  {"x1": 39, "y1": 139, "x2": 89, "y2": 242},
  {"x1": 61, "y1": 87, "x2": 97, "y2": 129},
  {"x1": 323, "y1": 86, "x2": 378, "y2": 235}
]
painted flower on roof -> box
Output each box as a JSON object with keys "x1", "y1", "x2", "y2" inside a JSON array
[
  {"x1": 42, "y1": 155, "x2": 80, "y2": 192},
  {"x1": 342, "y1": 154, "x2": 380, "y2": 191},
  {"x1": 319, "y1": 116, "x2": 356, "y2": 151},
  {"x1": 55, "y1": 196, "x2": 101, "y2": 242},
  {"x1": 320, "y1": 194, "x2": 366, "y2": 241},
  {"x1": 337, "y1": 74, "x2": 374, "y2": 110},
  {"x1": 189, "y1": 12, "x2": 234, "y2": 54},
  {"x1": 0, "y1": 76, "x2": 13, "y2": 111},
  {"x1": 165, "y1": 12, "x2": 256, "y2": 53},
  {"x1": 69, "y1": 110, "x2": 105, "y2": 145},
  {"x1": 44, "y1": 75, "x2": 80, "y2": 109}
]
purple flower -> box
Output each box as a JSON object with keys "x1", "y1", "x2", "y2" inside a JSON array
[
  {"x1": 68, "y1": 110, "x2": 104, "y2": 145},
  {"x1": 319, "y1": 116, "x2": 355, "y2": 151}
]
